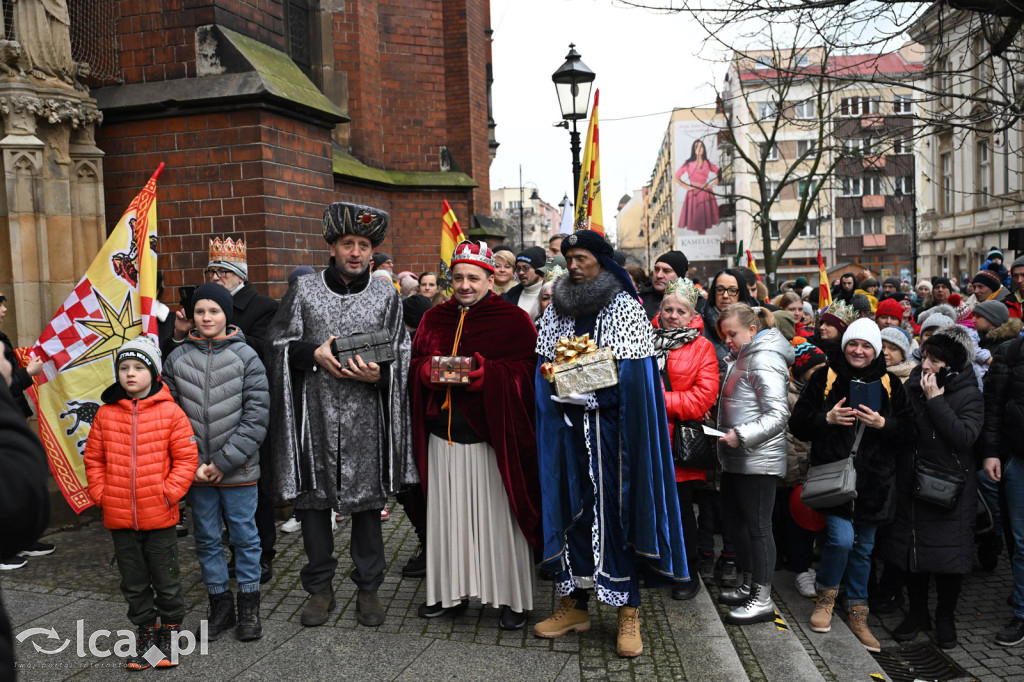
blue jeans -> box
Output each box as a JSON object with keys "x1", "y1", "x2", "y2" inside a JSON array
[
  {"x1": 1003, "y1": 458, "x2": 1024, "y2": 618},
  {"x1": 815, "y1": 515, "x2": 877, "y2": 605},
  {"x1": 190, "y1": 484, "x2": 261, "y2": 594}
]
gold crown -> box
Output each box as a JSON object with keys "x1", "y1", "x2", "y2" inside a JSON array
[
  {"x1": 821, "y1": 299, "x2": 857, "y2": 326},
  {"x1": 665, "y1": 277, "x2": 699, "y2": 305},
  {"x1": 209, "y1": 237, "x2": 247, "y2": 264}
]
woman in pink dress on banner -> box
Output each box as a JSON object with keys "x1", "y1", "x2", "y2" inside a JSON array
[{"x1": 675, "y1": 139, "x2": 720, "y2": 235}]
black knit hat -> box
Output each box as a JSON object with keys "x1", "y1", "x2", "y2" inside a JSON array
[
  {"x1": 655, "y1": 251, "x2": 689, "y2": 279},
  {"x1": 516, "y1": 246, "x2": 547, "y2": 272},
  {"x1": 402, "y1": 294, "x2": 432, "y2": 330},
  {"x1": 190, "y1": 282, "x2": 234, "y2": 325},
  {"x1": 932, "y1": 276, "x2": 952, "y2": 290}
]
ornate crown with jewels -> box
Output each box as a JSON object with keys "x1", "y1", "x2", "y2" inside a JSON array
[
  {"x1": 820, "y1": 299, "x2": 857, "y2": 326},
  {"x1": 208, "y1": 237, "x2": 247, "y2": 264},
  {"x1": 450, "y1": 240, "x2": 495, "y2": 271},
  {"x1": 665, "y1": 277, "x2": 699, "y2": 305}
]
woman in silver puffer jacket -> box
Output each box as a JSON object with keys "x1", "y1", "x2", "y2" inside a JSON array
[{"x1": 714, "y1": 304, "x2": 794, "y2": 626}]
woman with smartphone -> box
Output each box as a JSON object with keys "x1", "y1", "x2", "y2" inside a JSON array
[
  {"x1": 878, "y1": 325, "x2": 983, "y2": 649},
  {"x1": 790, "y1": 318, "x2": 916, "y2": 651}
]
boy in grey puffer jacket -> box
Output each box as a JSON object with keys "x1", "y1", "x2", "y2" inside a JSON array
[{"x1": 164, "y1": 283, "x2": 269, "y2": 643}]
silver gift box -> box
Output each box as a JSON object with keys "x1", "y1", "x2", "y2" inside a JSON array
[{"x1": 552, "y1": 347, "x2": 619, "y2": 396}]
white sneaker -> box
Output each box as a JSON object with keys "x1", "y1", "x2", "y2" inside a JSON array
[
  {"x1": 795, "y1": 569, "x2": 817, "y2": 598},
  {"x1": 281, "y1": 515, "x2": 301, "y2": 533},
  {"x1": 0, "y1": 556, "x2": 27, "y2": 570}
]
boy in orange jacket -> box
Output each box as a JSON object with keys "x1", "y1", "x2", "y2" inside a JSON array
[{"x1": 84, "y1": 336, "x2": 198, "y2": 670}]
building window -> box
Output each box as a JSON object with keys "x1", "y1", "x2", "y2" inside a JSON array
[
  {"x1": 764, "y1": 181, "x2": 780, "y2": 203},
  {"x1": 975, "y1": 36, "x2": 990, "y2": 85},
  {"x1": 769, "y1": 220, "x2": 780, "y2": 240},
  {"x1": 798, "y1": 218, "x2": 818, "y2": 239},
  {"x1": 842, "y1": 177, "x2": 863, "y2": 196},
  {"x1": 938, "y1": 57, "x2": 952, "y2": 107},
  {"x1": 761, "y1": 143, "x2": 779, "y2": 161},
  {"x1": 842, "y1": 137, "x2": 873, "y2": 155},
  {"x1": 493, "y1": 201, "x2": 502, "y2": 211},
  {"x1": 797, "y1": 139, "x2": 817, "y2": 157},
  {"x1": 894, "y1": 214, "x2": 912, "y2": 234},
  {"x1": 755, "y1": 56, "x2": 773, "y2": 69},
  {"x1": 864, "y1": 175, "x2": 883, "y2": 195},
  {"x1": 941, "y1": 152, "x2": 953, "y2": 214},
  {"x1": 793, "y1": 54, "x2": 810, "y2": 68},
  {"x1": 839, "y1": 97, "x2": 880, "y2": 117},
  {"x1": 893, "y1": 176, "x2": 914, "y2": 196},
  {"x1": 893, "y1": 94, "x2": 913, "y2": 114},
  {"x1": 758, "y1": 101, "x2": 778, "y2": 120},
  {"x1": 509, "y1": 200, "x2": 521, "y2": 209},
  {"x1": 893, "y1": 135, "x2": 913, "y2": 155},
  {"x1": 843, "y1": 216, "x2": 882, "y2": 235},
  {"x1": 977, "y1": 139, "x2": 991, "y2": 206},
  {"x1": 794, "y1": 100, "x2": 815, "y2": 119},
  {"x1": 798, "y1": 178, "x2": 817, "y2": 198}
]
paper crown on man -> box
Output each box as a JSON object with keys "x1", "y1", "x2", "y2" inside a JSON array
[
  {"x1": 450, "y1": 240, "x2": 495, "y2": 272},
  {"x1": 322, "y1": 201, "x2": 389, "y2": 247},
  {"x1": 208, "y1": 237, "x2": 248, "y2": 280}
]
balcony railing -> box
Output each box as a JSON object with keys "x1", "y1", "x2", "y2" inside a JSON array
[{"x1": 862, "y1": 195, "x2": 885, "y2": 210}]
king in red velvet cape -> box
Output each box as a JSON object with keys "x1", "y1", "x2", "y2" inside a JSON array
[{"x1": 409, "y1": 293, "x2": 542, "y2": 552}]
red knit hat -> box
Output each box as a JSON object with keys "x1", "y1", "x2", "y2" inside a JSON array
[{"x1": 875, "y1": 298, "x2": 903, "y2": 320}]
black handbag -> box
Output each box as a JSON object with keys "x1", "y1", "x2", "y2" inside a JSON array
[
  {"x1": 801, "y1": 423, "x2": 863, "y2": 510},
  {"x1": 331, "y1": 330, "x2": 395, "y2": 366},
  {"x1": 661, "y1": 367, "x2": 717, "y2": 469},
  {"x1": 912, "y1": 456, "x2": 965, "y2": 510},
  {"x1": 673, "y1": 419, "x2": 717, "y2": 469}
]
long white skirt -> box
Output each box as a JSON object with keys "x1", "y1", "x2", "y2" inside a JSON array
[{"x1": 425, "y1": 434, "x2": 534, "y2": 612}]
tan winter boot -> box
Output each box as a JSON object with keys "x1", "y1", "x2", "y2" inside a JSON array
[
  {"x1": 847, "y1": 605, "x2": 881, "y2": 652},
  {"x1": 533, "y1": 596, "x2": 590, "y2": 639},
  {"x1": 617, "y1": 606, "x2": 643, "y2": 658},
  {"x1": 809, "y1": 589, "x2": 837, "y2": 633}
]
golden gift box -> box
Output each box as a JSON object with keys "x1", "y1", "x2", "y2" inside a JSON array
[{"x1": 542, "y1": 334, "x2": 618, "y2": 396}]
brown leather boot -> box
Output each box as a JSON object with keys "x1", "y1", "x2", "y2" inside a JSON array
[
  {"x1": 533, "y1": 596, "x2": 590, "y2": 639},
  {"x1": 809, "y1": 589, "x2": 837, "y2": 633},
  {"x1": 847, "y1": 605, "x2": 881, "y2": 652},
  {"x1": 616, "y1": 606, "x2": 643, "y2": 658}
]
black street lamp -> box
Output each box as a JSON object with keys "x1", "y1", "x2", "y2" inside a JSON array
[{"x1": 552, "y1": 43, "x2": 595, "y2": 201}]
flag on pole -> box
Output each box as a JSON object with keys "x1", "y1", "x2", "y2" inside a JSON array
[
  {"x1": 745, "y1": 249, "x2": 762, "y2": 282},
  {"x1": 574, "y1": 89, "x2": 603, "y2": 236},
  {"x1": 558, "y1": 194, "x2": 574, "y2": 234},
  {"x1": 25, "y1": 164, "x2": 163, "y2": 513},
  {"x1": 734, "y1": 240, "x2": 744, "y2": 267},
  {"x1": 440, "y1": 200, "x2": 466, "y2": 295},
  {"x1": 817, "y1": 250, "x2": 832, "y2": 309}
]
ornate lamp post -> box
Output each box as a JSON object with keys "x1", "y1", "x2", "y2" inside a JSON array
[{"x1": 551, "y1": 44, "x2": 595, "y2": 200}]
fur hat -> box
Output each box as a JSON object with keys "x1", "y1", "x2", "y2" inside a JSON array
[
  {"x1": 919, "y1": 304, "x2": 957, "y2": 326},
  {"x1": 875, "y1": 297, "x2": 903, "y2": 320},
  {"x1": 974, "y1": 300, "x2": 1010, "y2": 328},
  {"x1": 842, "y1": 318, "x2": 882, "y2": 356},
  {"x1": 322, "y1": 202, "x2": 389, "y2": 246},
  {"x1": 922, "y1": 324, "x2": 976, "y2": 372},
  {"x1": 115, "y1": 336, "x2": 162, "y2": 383},
  {"x1": 880, "y1": 326, "x2": 911, "y2": 360}
]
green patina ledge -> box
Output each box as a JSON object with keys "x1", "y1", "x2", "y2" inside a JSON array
[
  {"x1": 333, "y1": 148, "x2": 478, "y2": 190},
  {"x1": 219, "y1": 27, "x2": 347, "y2": 122}
]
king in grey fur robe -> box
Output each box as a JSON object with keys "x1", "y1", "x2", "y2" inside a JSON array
[{"x1": 267, "y1": 272, "x2": 416, "y2": 514}]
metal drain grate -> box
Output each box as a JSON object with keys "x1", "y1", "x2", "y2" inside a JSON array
[{"x1": 869, "y1": 643, "x2": 973, "y2": 682}]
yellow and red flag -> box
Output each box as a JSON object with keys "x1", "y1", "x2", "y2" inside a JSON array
[
  {"x1": 817, "y1": 250, "x2": 832, "y2": 309},
  {"x1": 745, "y1": 249, "x2": 762, "y2": 282},
  {"x1": 574, "y1": 89, "x2": 603, "y2": 236},
  {"x1": 440, "y1": 199, "x2": 466, "y2": 294},
  {"x1": 26, "y1": 164, "x2": 163, "y2": 513}
]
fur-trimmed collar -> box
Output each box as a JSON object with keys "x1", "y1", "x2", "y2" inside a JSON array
[
  {"x1": 984, "y1": 317, "x2": 1024, "y2": 345},
  {"x1": 551, "y1": 269, "x2": 623, "y2": 318}
]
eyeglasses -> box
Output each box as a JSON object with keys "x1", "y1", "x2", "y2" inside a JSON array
[
  {"x1": 514, "y1": 265, "x2": 534, "y2": 274},
  {"x1": 714, "y1": 286, "x2": 740, "y2": 296},
  {"x1": 205, "y1": 268, "x2": 233, "y2": 279}
]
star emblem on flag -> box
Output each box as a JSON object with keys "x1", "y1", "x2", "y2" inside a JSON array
[{"x1": 63, "y1": 290, "x2": 142, "y2": 372}]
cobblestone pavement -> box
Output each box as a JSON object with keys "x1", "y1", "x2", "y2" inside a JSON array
[{"x1": 4, "y1": 504, "x2": 1024, "y2": 680}]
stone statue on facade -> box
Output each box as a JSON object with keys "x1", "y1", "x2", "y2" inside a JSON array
[{"x1": 11, "y1": 0, "x2": 74, "y2": 84}]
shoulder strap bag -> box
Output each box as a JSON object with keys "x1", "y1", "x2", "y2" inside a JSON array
[
  {"x1": 801, "y1": 422, "x2": 865, "y2": 510},
  {"x1": 662, "y1": 366, "x2": 717, "y2": 470}
]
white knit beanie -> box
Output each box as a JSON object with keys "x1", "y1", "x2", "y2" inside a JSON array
[
  {"x1": 115, "y1": 336, "x2": 162, "y2": 381},
  {"x1": 842, "y1": 317, "x2": 882, "y2": 357}
]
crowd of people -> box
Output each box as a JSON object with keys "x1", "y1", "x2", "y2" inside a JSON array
[{"x1": 3, "y1": 201, "x2": 1024, "y2": 671}]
